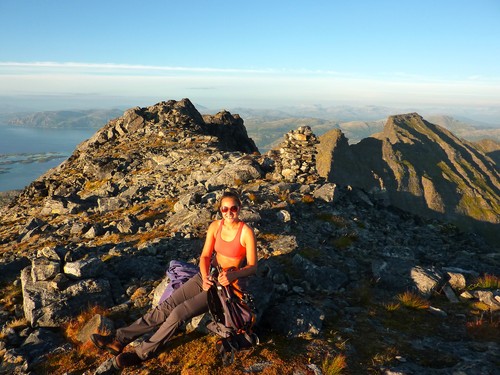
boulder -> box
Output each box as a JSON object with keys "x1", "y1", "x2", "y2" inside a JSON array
[
  {"x1": 21, "y1": 267, "x2": 114, "y2": 327},
  {"x1": 205, "y1": 156, "x2": 262, "y2": 190},
  {"x1": 76, "y1": 314, "x2": 115, "y2": 343},
  {"x1": 63, "y1": 257, "x2": 105, "y2": 279},
  {"x1": 31, "y1": 258, "x2": 60, "y2": 282}
]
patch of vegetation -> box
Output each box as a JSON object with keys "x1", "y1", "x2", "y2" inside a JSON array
[
  {"x1": 468, "y1": 274, "x2": 500, "y2": 290},
  {"x1": 383, "y1": 302, "x2": 401, "y2": 312},
  {"x1": 0, "y1": 282, "x2": 22, "y2": 313},
  {"x1": 466, "y1": 314, "x2": 500, "y2": 342},
  {"x1": 322, "y1": 353, "x2": 347, "y2": 375},
  {"x1": 396, "y1": 291, "x2": 430, "y2": 310},
  {"x1": 5, "y1": 317, "x2": 28, "y2": 331}
]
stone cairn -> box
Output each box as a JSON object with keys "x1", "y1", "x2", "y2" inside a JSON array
[{"x1": 270, "y1": 126, "x2": 320, "y2": 184}]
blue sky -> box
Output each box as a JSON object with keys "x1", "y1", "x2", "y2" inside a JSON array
[{"x1": 0, "y1": 0, "x2": 499, "y2": 114}]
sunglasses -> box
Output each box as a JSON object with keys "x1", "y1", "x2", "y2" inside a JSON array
[{"x1": 220, "y1": 205, "x2": 239, "y2": 213}]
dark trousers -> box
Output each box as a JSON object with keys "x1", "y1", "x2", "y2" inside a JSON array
[{"x1": 115, "y1": 272, "x2": 208, "y2": 359}]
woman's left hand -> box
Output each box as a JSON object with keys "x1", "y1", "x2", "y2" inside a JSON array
[{"x1": 218, "y1": 270, "x2": 235, "y2": 286}]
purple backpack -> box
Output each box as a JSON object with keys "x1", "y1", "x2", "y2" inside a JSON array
[{"x1": 159, "y1": 260, "x2": 198, "y2": 304}]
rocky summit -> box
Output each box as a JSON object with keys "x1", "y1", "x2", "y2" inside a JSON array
[
  {"x1": 318, "y1": 113, "x2": 500, "y2": 243},
  {"x1": 0, "y1": 100, "x2": 499, "y2": 374}
]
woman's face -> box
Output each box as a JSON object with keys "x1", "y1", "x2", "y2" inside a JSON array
[{"x1": 220, "y1": 197, "x2": 240, "y2": 220}]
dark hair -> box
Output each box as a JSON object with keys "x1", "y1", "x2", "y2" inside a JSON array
[{"x1": 218, "y1": 189, "x2": 242, "y2": 208}]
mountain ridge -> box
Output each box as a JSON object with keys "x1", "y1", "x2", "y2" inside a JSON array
[{"x1": 318, "y1": 113, "x2": 499, "y2": 243}]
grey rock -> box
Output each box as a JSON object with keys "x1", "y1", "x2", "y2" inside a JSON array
[
  {"x1": 98, "y1": 197, "x2": 127, "y2": 213},
  {"x1": 64, "y1": 257, "x2": 105, "y2": 279},
  {"x1": 76, "y1": 314, "x2": 115, "y2": 343},
  {"x1": 371, "y1": 258, "x2": 417, "y2": 293},
  {"x1": 277, "y1": 209, "x2": 291, "y2": 222},
  {"x1": 21, "y1": 267, "x2": 114, "y2": 327},
  {"x1": 312, "y1": 183, "x2": 337, "y2": 202},
  {"x1": 166, "y1": 208, "x2": 212, "y2": 233},
  {"x1": 16, "y1": 328, "x2": 68, "y2": 368},
  {"x1": 116, "y1": 215, "x2": 140, "y2": 234},
  {"x1": 31, "y1": 257, "x2": 60, "y2": 282},
  {"x1": 410, "y1": 266, "x2": 441, "y2": 297},
  {"x1": 36, "y1": 246, "x2": 63, "y2": 261},
  {"x1": 152, "y1": 276, "x2": 170, "y2": 307},
  {"x1": 473, "y1": 290, "x2": 500, "y2": 311},
  {"x1": 94, "y1": 357, "x2": 119, "y2": 375},
  {"x1": 205, "y1": 156, "x2": 262, "y2": 189}
]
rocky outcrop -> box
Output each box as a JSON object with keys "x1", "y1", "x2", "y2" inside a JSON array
[
  {"x1": 20, "y1": 254, "x2": 116, "y2": 327},
  {"x1": 0, "y1": 103, "x2": 498, "y2": 374},
  {"x1": 318, "y1": 113, "x2": 500, "y2": 242},
  {"x1": 316, "y1": 129, "x2": 369, "y2": 188},
  {"x1": 203, "y1": 110, "x2": 259, "y2": 154}
]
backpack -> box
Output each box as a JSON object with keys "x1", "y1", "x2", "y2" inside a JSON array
[
  {"x1": 206, "y1": 269, "x2": 259, "y2": 366},
  {"x1": 159, "y1": 260, "x2": 199, "y2": 305}
]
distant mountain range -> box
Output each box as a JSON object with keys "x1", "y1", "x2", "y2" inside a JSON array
[
  {"x1": 0, "y1": 109, "x2": 123, "y2": 129},
  {"x1": 1, "y1": 107, "x2": 499, "y2": 154}
]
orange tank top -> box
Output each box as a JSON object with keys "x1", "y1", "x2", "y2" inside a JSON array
[{"x1": 215, "y1": 220, "x2": 246, "y2": 260}]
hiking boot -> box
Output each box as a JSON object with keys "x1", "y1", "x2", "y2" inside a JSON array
[
  {"x1": 91, "y1": 333, "x2": 124, "y2": 355},
  {"x1": 112, "y1": 352, "x2": 143, "y2": 369}
]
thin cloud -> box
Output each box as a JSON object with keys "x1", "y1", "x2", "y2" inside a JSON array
[
  {"x1": 4, "y1": 61, "x2": 495, "y2": 85},
  {"x1": 0, "y1": 61, "x2": 282, "y2": 75},
  {"x1": 0, "y1": 61, "x2": 345, "y2": 76}
]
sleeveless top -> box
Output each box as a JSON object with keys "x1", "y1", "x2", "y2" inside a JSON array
[{"x1": 214, "y1": 220, "x2": 246, "y2": 260}]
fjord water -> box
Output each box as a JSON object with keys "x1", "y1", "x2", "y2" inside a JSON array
[{"x1": 0, "y1": 126, "x2": 95, "y2": 191}]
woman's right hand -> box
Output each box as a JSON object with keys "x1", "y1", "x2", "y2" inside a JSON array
[{"x1": 202, "y1": 275, "x2": 214, "y2": 291}]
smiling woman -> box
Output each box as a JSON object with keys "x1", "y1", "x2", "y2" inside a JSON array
[{"x1": 90, "y1": 189, "x2": 258, "y2": 370}]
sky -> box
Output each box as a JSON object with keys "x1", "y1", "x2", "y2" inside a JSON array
[{"x1": 0, "y1": 0, "x2": 499, "y2": 118}]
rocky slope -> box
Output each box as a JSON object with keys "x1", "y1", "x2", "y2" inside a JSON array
[
  {"x1": 473, "y1": 138, "x2": 500, "y2": 166},
  {"x1": 0, "y1": 101, "x2": 498, "y2": 374},
  {"x1": 318, "y1": 113, "x2": 500, "y2": 243}
]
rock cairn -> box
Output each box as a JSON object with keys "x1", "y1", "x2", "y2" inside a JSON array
[{"x1": 270, "y1": 126, "x2": 320, "y2": 184}]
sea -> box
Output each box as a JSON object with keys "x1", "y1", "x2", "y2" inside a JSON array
[{"x1": 0, "y1": 126, "x2": 95, "y2": 191}]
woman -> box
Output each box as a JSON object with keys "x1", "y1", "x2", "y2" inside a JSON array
[{"x1": 91, "y1": 190, "x2": 257, "y2": 369}]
